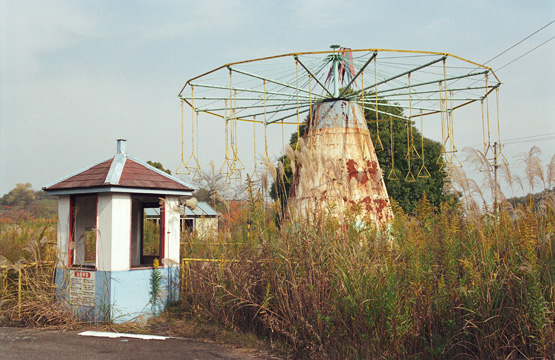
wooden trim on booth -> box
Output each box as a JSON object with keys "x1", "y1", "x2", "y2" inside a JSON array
[
  {"x1": 68, "y1": 196, "x2": 74, "y2": 267},
  {"x1": 94, "y1": 196, "x2": 98, "y2": 270},
  {"x1": 129, "y1": 199, "x2": 133, "y2": 270},
  {"x1": 160, "y1": 196, "x2": 166, "y2": 261}
]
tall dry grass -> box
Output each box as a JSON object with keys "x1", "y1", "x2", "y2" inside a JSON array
[
  {"x1": 0, "y1": 220, "x2": 56, "y2": 263},
  {"x1": 178, "y1": 148, "x2": 555, "y2": 359},
  {"x1": 0, "y1": 221, "x2": 77, "y2": 328}
]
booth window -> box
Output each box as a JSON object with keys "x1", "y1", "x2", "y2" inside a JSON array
[
  {"x1": 131, "y1": 196, "x2": 165, "y2": 267},
  {"x1": 70, "y1": 195, "x2": 97, "y2": 268},
  {"x1": 181, "y1": 218, "x2": 194, "y2": 233}
]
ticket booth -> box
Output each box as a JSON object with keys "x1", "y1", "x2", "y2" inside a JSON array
[{"x1": 44, "y1": 139, "x2": 194, "y2": 323}]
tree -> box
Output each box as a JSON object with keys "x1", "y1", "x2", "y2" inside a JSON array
[
  {"x1": 146, "y1": 161, "x2": 171, "y2": 175},
  {"x1": 270, "y1": 100, "x2": 449, "y2": 213},
  {"x1": 1, "y1": 183, "x2": 34, "y2": 206},
  {"x1": 189, "y1": 168, "x2": 230, "y2": 211},
  {"x1": 0, "y1": 183, "x2": 57, "y2": 220},
  {"x1": 269, "y1": 125, "x2": 305, "y2": 212},
  {"x1": 364, "y1": 102, "x2": 448, "y2": 212}
]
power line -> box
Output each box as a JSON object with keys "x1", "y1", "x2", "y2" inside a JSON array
[
  {"x1": 455, "y1": 20, "x2": 554, "y2": 88},
  {"x1": 502, "y1": 136, "x2": 555, "y2": 145},
  {"x1": 469, "y1": 133, "x2": 555, "y2": 148},
  {"x1": 496, "y1": 34, "x2": 555, "y2": 71},
  {"x1": 503, "y1": 133, "x2": 555, "y2": 142},
  {"x1": 484, "y1": 20, "x2": 555, "y2": 65}
]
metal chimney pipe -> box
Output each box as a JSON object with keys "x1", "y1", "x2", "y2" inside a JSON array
[{"x1": 116, "y1": 139, "x2": 127, "y2": 154}]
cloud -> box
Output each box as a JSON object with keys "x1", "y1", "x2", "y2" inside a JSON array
[
  {"x1": 1, "y1": 0, "x2": 98, "y2": 78},
  {"x1": 136, "y1": 0, "x2": 252, "y2": 42}
]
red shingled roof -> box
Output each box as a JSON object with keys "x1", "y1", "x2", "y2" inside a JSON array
[
  {"x1": 46, "y1": 159, "x2": 113, "y2": 190},
  {"x1": 45, "y1": 158, "x2": 192, "y2": 192},
  {"x1": 119, "y1": 159, "x2": 190, "y2": 190}
]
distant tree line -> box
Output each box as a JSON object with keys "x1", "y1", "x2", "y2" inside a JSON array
[
  {"x1": 507, "y1": 187, "x2": 555, "y2": 208},
  {"x1": 1, "y1": 183, "x2": 57, "y2": 220}
]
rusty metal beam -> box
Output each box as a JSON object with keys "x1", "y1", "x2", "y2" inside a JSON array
[
  {"x1": 227, "y1": 66, "x2": 314, "y2": 97},
  {"x1": 349, "y1": 70, "x2": 490, "y2": 99},
  {"x1": 381, "y1": 84, "x2": 494, "y2": 98},
  {"x1": 294, "y1": 55, "x2": 333, "y2": 98},
  {"x1": 236, "y1": 102, "x2": 312, "y2": 123},
  {"x1": 187, "y1": 82, "x2": 319, "y2": 100},
  {"x1": 348, "y1": 56, "x2": 447, "y2": 98},
  {"x1": 197, "y1": 100, "x2": 313, "y2": 113},
  {"x1": 266, "y1": 107, "x2": 311, "y2": 125}
]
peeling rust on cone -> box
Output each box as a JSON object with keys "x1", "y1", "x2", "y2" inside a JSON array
[{"x1": 288, "y1": 99, "x2": 393, "y2": 228}]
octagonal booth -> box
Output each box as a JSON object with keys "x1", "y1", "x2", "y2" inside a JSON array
[{"x1": 44, "y1": 139, "x2": 194, "y2": 323}]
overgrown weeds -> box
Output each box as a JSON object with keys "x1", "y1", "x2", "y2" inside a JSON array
[
  {"x1": 0, "y1": 219, "x2": 78, "y2": 328},
  {"x1": 179, "y1": 150, "x2": 555, "y2": 359},
  {"x1": 0, "y1": 220, "x2": 56, "y2": 263}
]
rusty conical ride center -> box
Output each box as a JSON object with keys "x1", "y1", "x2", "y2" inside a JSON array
[{"x1": 289, "y1": 97, "x2": 393, "y2": 227}]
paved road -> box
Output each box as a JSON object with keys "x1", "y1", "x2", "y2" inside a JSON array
[{"x1": 0, "y1": 327, "x2": 272, "y2": 360}]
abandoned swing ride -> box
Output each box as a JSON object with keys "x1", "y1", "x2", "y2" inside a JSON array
[{"x1": 177, "y1": 46, "x2": 504, "y2": 227}]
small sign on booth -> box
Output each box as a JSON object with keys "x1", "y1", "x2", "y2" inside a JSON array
[{"x1": 69, "y1": 270, "x2": 96, "y2": 307}]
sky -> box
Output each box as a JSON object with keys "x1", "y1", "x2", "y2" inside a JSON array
[{"x1": 1, "y1": 0, "x2": 554, "y2": 198}]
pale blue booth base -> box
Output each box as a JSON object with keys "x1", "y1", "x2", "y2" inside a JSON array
[{"x1": 55, "y1": 267, "x2": 180, "y2": 323}]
